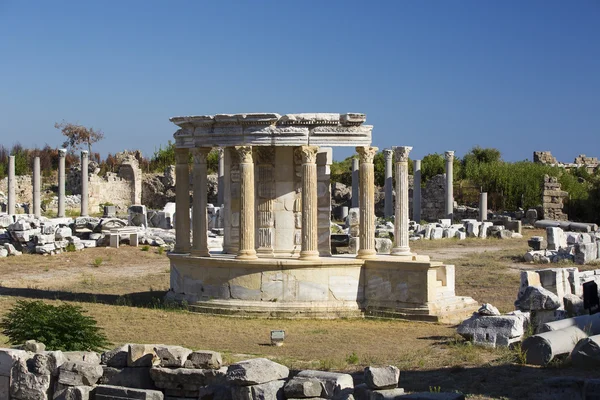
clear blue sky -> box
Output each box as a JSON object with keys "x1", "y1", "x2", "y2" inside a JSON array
[{"x1": 1, "y1": 0, "x2": 598, "y2": 162}]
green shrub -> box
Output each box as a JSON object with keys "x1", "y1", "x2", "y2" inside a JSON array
[
  {"x1": 0, "y1": 300, "x2": 109, "y2": 351},
  {"x1": 141, "y1": 245, "x2": 150, "y2": 252},
  {"x1": 65, "y1": 243, "x2": 76, "y2": 252}
]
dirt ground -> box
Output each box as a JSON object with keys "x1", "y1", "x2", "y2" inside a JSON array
[{"x1": 0, "y1": 230, "x2": 599, "y2": 399}]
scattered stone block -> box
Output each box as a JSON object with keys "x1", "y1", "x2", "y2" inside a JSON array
[
  {"x1": 571, "y1": 335, "x2": 600, "y2": 368},
  {"x1": 430, "y1": 228, "x2": 443, "y2": 240},
  {"x1": 153, "y1": 346, "x2": 192, "y2": 368},
  {"x1": 296, "y1": 370, "x2": 353, "y2": 398},
  {"x1": 232, "y1": 380, "x2": 285, "y2": 400},
  {"x1": 63, "y1": 352, "x2": 101, "y2": 365},
  {"x1": 515, "y1": 286, "x2": 560, "y2": 311},
  {"x1": 184, "y1": 350, "x2": 222, "y2": 369},
  {"x1": 44, "y1": 351, "x2": 67, "y2": 377},
  {"x1": 477, "y1": 303, "x2": 500, "y2": 316},
  {"x1": 95, "y1": 385, "x2": 164, "y2": 400},
  {"x1": 457, "y1": 313, "x2": 529, "y2": 347},
  {"x1": 284, "y1": 377, "x2": 323, "y2": 398},
  {"x1": 547, "y1": 227, "x2": 567, "y2": 250},
  {"x1": 100, "y1": 367, "x2": 157, "y2": 390},
  {"x1": 58, "y1": 361, "x2": 103, "y2": 386},
  {"x1": 0, "y1": 349, "x2": 32, "y2": 377},
  {"x1": 150, "y1": 367, "x2": 226, "y2": 390},
  {"x1": 227, "y1": 359, "x2": 289, "y2": 386},
  {"x1": 528, "y1": 236, "x2": 547, "y2": 251},
  {"x1": 9, "y1": 356, "x2": 51, "y2": 400},
  {"x1": 563, "y1": 294, "x2": 585, "y2": 317},
  {"x1": 53, "y1": 383, "x2": 92, "y2": 400},
  {"x1": 24, "y1": 341, "x2": 45, "y2": 353},
  {"x1": 128, "y1": 345, "x2": 158, "y2": 368},
  {"x1": 454, "y1": 231, "x2": 466, "y2": 240},
  {"x1": 575, "y1": 243, "x2": 598, "y2": 265},
  {"x1": 364, "y1": 366, "x2": 399, "y2": 389}
]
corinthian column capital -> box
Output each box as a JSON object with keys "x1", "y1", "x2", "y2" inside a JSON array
[
  {"x1": 296, "y1": 146, "x2": 319, "y2": 164},
  {"x1": 192, "y1": 147, "x2": 211, "y2": 164},
  {"x1": 444, "y1": 151, "x2": 455, "y2": 162},
  {"x1": 235, "y1": 146, "x2": 254, "y2": 163},
  {"x1": 394, "y1": 146, "x2": 412, "y2": 163},
  {"x1": 356, "y1": 146, "x2": 378, "y2": 164}
]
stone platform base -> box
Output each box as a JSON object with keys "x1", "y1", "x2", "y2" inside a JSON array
[{"x1": 167, "y1": 253, "x2": 477, "y2": 323}]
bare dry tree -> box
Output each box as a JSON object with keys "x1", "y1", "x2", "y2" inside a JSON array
[{"x1": 54, "y1": 121, "x2": 105, "y2": 154}]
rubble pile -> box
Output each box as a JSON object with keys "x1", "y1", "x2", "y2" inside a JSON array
[
  {"x1": 0, "y1": 344, "x2": 464, "y2": 400},
  {"x1": 524, "y1": 225, "x2": 600, "y2": 265}
]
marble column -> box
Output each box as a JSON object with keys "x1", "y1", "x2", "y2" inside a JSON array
[
  {"x1": 217, "y1": 148, "x2": 225, "y2": 207},
  {"x1": 192, "y1": 147, "x2": 211, "y2": 257},
  {"x1": 351, "y1": 158, "x2": 359, "y2": 208},
  {"x1": 413, "y1": 159, "x2": 421, "y2": 223},
  {"x1": 298, "y1": 146, "x2": 319, "y2": 260},
  {"x1": 57, "y1": 149, "x2": 66, "y2": 218},
  {"x1": 356, "y1": 146, "x2": 378, "y2": 259},
  {"x1": 479, "y1": 192, "x2": 488, "y2": 222},
  {"x1": 174, "y1": 148, "x2": 191, "y2": 253},
  {"x1": 80, "y1": 151, "x2": 89, "y2": 217},
  {"x1": 383, "y1": 149, "x2": 393, "y2": 218},
  {"x1": 391, "y1": 146, "x2": 413, "y2": 256},
  {"x1": 445, "y1": 151, "x2": 455, "y2": 220},
  {"x1": 33, "y1": 157, "x2": 41, "y2": 218},
  {"x1": 235, "y1": 146, "x2": 257, "y2": 260},
  {"x1": 7, "y1": 156, "x2": 15, "y2": 215}
]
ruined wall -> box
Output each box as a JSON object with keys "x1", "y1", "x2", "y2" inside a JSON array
[
  {"x1": 541, "y1": 175, "x2": 568, "y2": 221},
  {"x1": 0, "y1": 176, "x2": 33, "y2": 206},
  {"x1": 421, "y1": 174, "x2": 446, "y2": 222},
  {"x1": 533, "y1": 151, "x2": 558, "y2": 164}
]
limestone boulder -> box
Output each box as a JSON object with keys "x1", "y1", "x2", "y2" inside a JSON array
[
  {"x1": 58, "y1": 361, "x2": 103, "y2": 386},
  {"x1": 44, "y1": 351, "x2": 67, "y2": 377},
  {"x1": 227, "y1": 358, "x2": 289, "y2": 386},
  {"x1": 150, "y1": 366, "x2": 226, "y2": 390},
  {"x1": 364, "y1": 366, "x2": 399, "y2": 390},
  {"x1": 477, "y1": 303, "x2": 500, "y2": 316},
  {"x1": 53, "y1": 383, "x2": 93, "y2": 400},
  {"x1": 153, "y1": 345, "x2": 192, "y2": 368},
  {"x1": 515, "y1": 286, "x2": 561, "y2": 311},
  {"x1": 457, "y1": 313, "x2": 529, "y2": 347},
  {"x1": 284, "y1": 376, "x2": 323, "y2": 398},
  {"x1": 63, "y1": 351, "x2": 100, "y2": 365},
  {"x1": 184, "y1": 350, "x2": 222, "y2": 369},
  {"x1": 296, "y1": 370, "x2": 354, "y2": 398},
  {"x1": 571, "y1": 335, "x2": 600, "y2": 368},
  {"x1": 24, "y1": 340, "x2": 45, "y2": 353},
  {"x1": 128, "y1": 345, "x2": 158, "y2": 367},
  {"x1": 9, "y1": 356, "x2": 51, "y2": 400},
  {"x1": 232, "y1": 379, "x2": 285, "y2": 400}
]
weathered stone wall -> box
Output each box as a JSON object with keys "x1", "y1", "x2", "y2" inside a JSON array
[
  {"x1": 541, "y1": 175, "x2": 568, "y2": 221},
  {"x1": 574, "y1": 154, "x2": 599, "y2": 165},
  {"x1": 421, "y1": 174, "x2": 446, "y2": 222},
  {"x1": 534, "y1": 151, "x2": 558, "y2": 164},
  {"x1": 0, "y1": 175, "x2": 33, "y2": 206}
]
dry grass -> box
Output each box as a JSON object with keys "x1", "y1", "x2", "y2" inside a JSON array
[{"x1": 0, "y1": 231, "x2": 597, "y2": 399}]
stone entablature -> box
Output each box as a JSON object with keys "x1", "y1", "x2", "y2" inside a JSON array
[{"x1": 170, "y1": 113, "x2": 372, "y2": 148}]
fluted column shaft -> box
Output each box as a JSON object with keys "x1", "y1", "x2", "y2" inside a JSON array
[
  {"x1": 7, "y1": 156, "x2": 15, "y2": 215},
  {"x1": 174, "y1": 148, "x2": 190, "y2": 253},
  {"x1": 356, "y1": 146, "x2": 378, "y2": 259},
  {"x1": 298, "y1": 146, "x2": 319, "y2": 260},
  {"x1": 57, "y1": 149, "x2": 66, "y2": 218},
  {"x1": 445, "y1": 151, "x2": 454, "y2": 220},
  {"x1": 192, "y1": 148, "x2": 211, "y2": 257},
  {"x1": 236, "y1": 146, "x2": 257, "y2": 260},
  {"x1": 351, "y1": 158, "x2": 359, "y2": 208},
  {"x1": 413, "y1": 160, "x2": 421, "y2": 222},
  {"x1": 392, "y1": 146, "x2": 413, "y2": 256},
  {"x1": 217, "y1": 148, "x2": 225, "y2": 207},
  {"x1": 383, "y1": 149, "x2": 393, "y2": 218},
  {"x1": 80, "y1": 151, "x2": 89, "y2": 217},
  {"x1": 33, "y1": 157, "x2": 41, "y2": 218}
]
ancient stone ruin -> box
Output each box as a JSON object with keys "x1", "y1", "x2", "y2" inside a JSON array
[{"x1": 167, "y1": 112, "x2": 477, "y2": 322}]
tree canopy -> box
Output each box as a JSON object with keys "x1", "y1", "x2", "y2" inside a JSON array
[{"x1": 55, "y1": 121, "x2": 105, "y2": 154}]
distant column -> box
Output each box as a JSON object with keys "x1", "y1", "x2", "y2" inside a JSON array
[
  {"x1": 351, "y1": 158, "x2": 359, "y2": 208},
  {"x1": 445, "y1": 151, "x2": 455, "y2": 220},
  {"x1": 7, "y1": 156, "x2": 15, "y2": 215},
  {"x1": 413, "y1": 159, "x2": 421, "y2": 222},
  {"x1": 391, "y1": 146, "x2": 413, "y2": 256},
  {"x1": 33, "y1": 157, "x2": 41, "y2": 218},
  {"x1": 192, "y1": 147, "x2": 211, "y2": 257},
  {"x1": 298, "y1": 146, "x2": 319, "y2": 260},
  {"x1": 174, "y1": 148, "x2": 190, "y2": 253},
  {"x1": 383, "y1": 149, "x2": 393, "y2": 218},
  {"x1": 235, "y1": 146, "x2": 257, "y2": 260},
  {"x1": 479, "y1": 192, "x2": 488, "y2": 222},
  {"x1": 80, "y1": 151, "x2": 89, "y2": 217},
  {"x1": 356, "y1": 146, "x2": 378, "y2": 259},
  {"x1": 217, "y1": 148, "x2": 225, "y2": 207},
  {"x1": 57, "y1": 149, "x2": 66, "y2": 218}
]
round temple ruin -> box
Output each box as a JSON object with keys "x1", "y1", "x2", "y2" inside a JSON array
[{"x1": 166, "y1": 112, "x2": 477, "y2": 322}]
